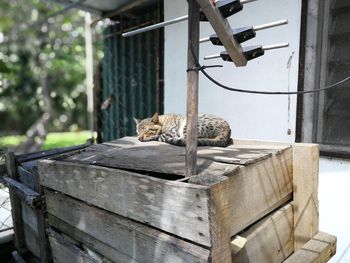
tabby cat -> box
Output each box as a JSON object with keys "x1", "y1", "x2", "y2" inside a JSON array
[{"x1": 134, "y1": 113, "x2": 232, "y2": 147}]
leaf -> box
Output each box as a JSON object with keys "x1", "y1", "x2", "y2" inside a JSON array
[{"x1": 0, "y1": 60, "x2": 10, "y2": 73}]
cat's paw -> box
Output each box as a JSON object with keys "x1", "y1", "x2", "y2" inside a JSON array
[{"x1": 140, "y1": 135, "x2": 159, "y2": 142}]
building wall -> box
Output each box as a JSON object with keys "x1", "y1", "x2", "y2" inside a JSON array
[{"x1": 164, "y1": 0, "x2": 302, "y2": 142}]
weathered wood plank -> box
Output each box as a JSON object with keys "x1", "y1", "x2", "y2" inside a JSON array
[
  {"x1": 22, "y1": 216, "x2": 40, "y2": 258},
  {"x1": 186, "y1": 0, "x2": 200, "y2": 177},
  {"x1": 49, "y1": 215, "x2": 134, "y2": 263},
  {"x1": 59, "y1": 140, "x2": 240, "y2": 178},
  {"x1": 190, "y1": 146, "x2": 293, "y2": 237},
  {"x1": 21, "y1": 200, "x2": 41, "y2": 259},
  {"x1": 293, "y1": 144, "x2": 319, "y2": 250},
  {"x1": 39, "y1": 161, "x2": 212, "y2": 246},
  {"x1": 53, "y1": 137, "x2": 290, "y2": 178},
  {"x1": 47, "y1": 228, "x2": 99, "y2": 263},
  {"x1": 2, "y1": 176, "x2": 41, "y2": 209},
  {"x1": 208, "y1": 181, "x2": 232, "y2": 263},
  {"x1": 33, "y1": 170, "x2": 51, "y2": 263},
  {"x1": 45, "y1": 190, "x2": 211, "y2": 263},
  {"x1": 284, "y1": 232, "x2": 336, "y2": 263},
  {"x1": 234, "y1": 203, "x2": 294, "y2": 263},
  {"x1": 5, "y1": 151, "x2": 26, "y2": 253},
  {"x1": 195, "y1": 0, "x2": 247, "y2": 66},
  {"x1": 12, "y1": 251, "x2": 26, "y2": 263}
]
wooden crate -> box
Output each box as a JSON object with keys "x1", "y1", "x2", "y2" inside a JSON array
[
  {"x1": 0, "y1": 143, "x2": 92, "y2": 262},
  {"x1": 37, "y1": 137, "x2": 336, "y2": 263}
]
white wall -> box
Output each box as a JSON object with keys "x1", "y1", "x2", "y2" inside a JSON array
[
  {"x1": 164, "y1": 0, "x2": 302, "y2": 142},
  {"x1": 319, "y1": 157, "x2": 350, "y2": 262}
]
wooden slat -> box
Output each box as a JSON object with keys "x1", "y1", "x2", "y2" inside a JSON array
[
  {"x1": 190, "y1": 145, "x2": 293, "y2": 237},
  {"x1": 2, "y1": 176, "x2": 41, "y2": 209},
  {"x1": 21, "y1": 200, "x2": 40, "y2": 259},
  {"x1": 12, "y1": 251, "x2": 26, "y2": 263},
  {"x1": 208, "y1": 180, "x2": 232, "y2": 263},
  {"x1": 53, "y1": 137, "x2": 287, "y2": 176},
  {"x1": 33, "y1": 170, "x2": 51, "y2": 263},
  {"x1": 234, "y1": 203, "x2": 294, "y2": 263},
  {"x1": 23, "y1": 219, "x2": 40, "y2": 259},
  {"x1": 284, "y1": 232, "x2": 336, "y2": 263},
  {"x1": 293, "y1": 144, "x2": 319, "y2": 250},
  {"x1": 49, "y1": 215, "x2": 133, "y2": 263},
  {"x1": 39, "y1": 138, "x2": 293, "y2": 248},
  {"x1": 45, "y1": 190, "x2": 211, "y2": 263},
  {"x1": 47, "y1": 228, "x2": 99, "y2": 263},
  {"x1": 196, "y1": 0, "x2": 247, "y2": 66},
  {"x1": 185, "y1": 0, "x2": 200, "y2": 177},
  {"x1": 58, "y1": 138, "x2": 242, "y2": 177},
  {"x1": 39, "y1": 161, "x2": 212, "y2": 246},
  {"x1": 5, "y1": 152, "x2": 26, "y2": 253}
]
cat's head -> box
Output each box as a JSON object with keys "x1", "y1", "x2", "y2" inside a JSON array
[{"x1": 134, "y1": 113, "x2": 162, "y2": 141}]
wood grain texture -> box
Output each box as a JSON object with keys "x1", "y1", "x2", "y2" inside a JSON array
[
  {"x1": 293, "y1": 144, "x2": 319, "y2": 250},
  {"x1": 208, "y1": 181, "x2": 232, "y2": 263},
  {"x1": 45, "y1": 190, "x2": 211, "y2": 263},
  {"x1": 39, "y1": 161, "x2": 212, "y2": 246},
  {"x1": 284, "y1": 232, "x2": 336, "y2": 263},
  {"x1": 52, "y1": 137, "x2": 288, "y2": 177},
  {"x1": 190, "y1": 146, "x2": 293, "y2": 237},
  {"x1": 5, "y1": 152, "x2": 26, "y2": 253},
  {"x1": 23, "y1": 219, "x2": 40, "y2": 259},
  {"x1": 195, "y1": 0, "x2": 246, "y2": 66},
  {"x1": 39, "y1": 137, "x2": 293, "y2": 251},
  {"x1": 186, "y1": 0, "x2": 200, "y2": 177},
  {"x1": 33, "y1": 170, "x2": 51, "y2": 263},
  {"x1": 11, "y1": 251, "x2": 26, "y2": 263},
  {"x1": 234, "y1": 203, "x2": 294, "y2": 263},
  {"x1": 47, "y1": 228, "x2": 99, "y2": 263},
  {"x1": 2, "y1": 176, "x2": 41, "y2": 209},
  {"x1": 21, "y1": 201, "x2": 41, "y2": 259}
]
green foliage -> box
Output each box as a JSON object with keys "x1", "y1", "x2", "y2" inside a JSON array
[
  {"x1": 0, "y1": 131, "x2": 92, "y2": 150},
  {"x1": 0, "y1": 0, "x2": 88, "y2": 134},
  {"x1": 42, "y1": 131, "x2": 92, "y2": 150}
]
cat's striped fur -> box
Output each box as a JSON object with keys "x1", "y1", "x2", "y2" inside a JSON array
[{"x1": 134, "y1": 113, "x2": 232, "y2": 147}]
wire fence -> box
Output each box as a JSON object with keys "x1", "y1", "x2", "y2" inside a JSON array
[
  {"x1": 99, "y1": 10, "x2": 163, "y2": 142},
  {"x1": 0, "y1": 183, "x2": 12, "y2": 233}
]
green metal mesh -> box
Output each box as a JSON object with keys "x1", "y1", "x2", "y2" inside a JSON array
[{"x1": 101, "y1": 11, "x2": 163, "y2": 142}]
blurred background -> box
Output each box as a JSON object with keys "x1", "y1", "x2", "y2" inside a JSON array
[{"x1": 0, "y1": 0, "x2": 99, "y2": 153}]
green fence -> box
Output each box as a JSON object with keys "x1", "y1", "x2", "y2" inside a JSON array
[{"x1": 100, "y1": 10, "x2": 163, "y2": 142}]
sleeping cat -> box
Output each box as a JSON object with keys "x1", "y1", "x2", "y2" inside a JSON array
[{"x1": 134, "y1": 113, "x2": 232, "y2": 147}]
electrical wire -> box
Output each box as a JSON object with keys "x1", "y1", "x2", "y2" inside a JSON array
[{"x1": 190, "y1": 44, "x2": 350, "y2": 95}]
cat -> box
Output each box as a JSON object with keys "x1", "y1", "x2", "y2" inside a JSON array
[{"x1": 134, "y1": 113, "x2": 232, "y2": 147}]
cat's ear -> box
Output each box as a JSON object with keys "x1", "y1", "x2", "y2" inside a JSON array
[
  {"x1": 151, "y1": 112, "x2": 159, "y2": 123},
  {"x1": 133, "y1": 118, "x2": 140, "y2": 125}
]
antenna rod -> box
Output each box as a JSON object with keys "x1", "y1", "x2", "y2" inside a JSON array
[
  {"x1": 122, "y1": 0, "x2": 258, "y2": 37},
  {"x1": 199, "y1": 19, "x2": 288, "y2": 43},
  {"x1": 203, "y1": 42, "x2": 290, "y2": 60}
]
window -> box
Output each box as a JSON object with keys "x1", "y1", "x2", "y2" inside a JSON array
[{"x1": 314, "y1": 0, "x2": 350, "y2": 153}]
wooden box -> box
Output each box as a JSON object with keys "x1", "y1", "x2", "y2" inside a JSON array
[
  {"x1": 0, "y1": 143, "x2": 92, "y2": 262},
  {"x1": 38, "y1": 137, "x2": 336, "y2": 263}
]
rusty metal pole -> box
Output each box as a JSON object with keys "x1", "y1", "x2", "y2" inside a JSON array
[{"x1": 186, "y1": 0, "x2": 200, "y2": 177}]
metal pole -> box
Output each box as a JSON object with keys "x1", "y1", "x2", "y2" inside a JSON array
[
  {"x1": 186, "y1": 0, "x2": 200, "y2": 177},
  {"x1": 122, "y1": 0, "x2": 258, "y2": 38}
]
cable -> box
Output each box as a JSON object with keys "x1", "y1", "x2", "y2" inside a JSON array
[
  {"x1": 189, "y1": 43, "x2": 350, "y2": 95},
  {"x1": 201, "y1": 67, "x2": 350, "y2": 95}
]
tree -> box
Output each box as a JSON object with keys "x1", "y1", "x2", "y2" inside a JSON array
[{"x1": 0, "y1": 0, "x2": 88, "y2": 151}]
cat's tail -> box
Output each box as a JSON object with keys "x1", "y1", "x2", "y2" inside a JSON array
[{"x1": 198, "y1": 129, "x2": 232, "y2": 147}]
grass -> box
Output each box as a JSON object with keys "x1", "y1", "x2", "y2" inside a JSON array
[{"x1": 0, "y1": 131, "x2": 94, "y2": 150}]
